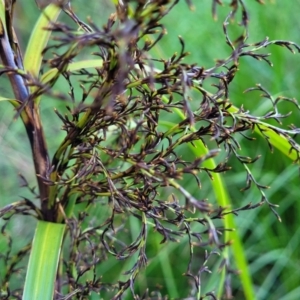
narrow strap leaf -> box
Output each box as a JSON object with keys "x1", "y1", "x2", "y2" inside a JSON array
[
  {"x1": 24, "y1": 4, "x2": 61, "y2": 78},
  {"x1": 23, "y1": 221, "x2": 66, "y2": 300}
]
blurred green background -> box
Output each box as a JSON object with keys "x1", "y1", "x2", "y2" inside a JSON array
[{"x1": 1, "y1": 0, "x2": 300, "y2": 299}]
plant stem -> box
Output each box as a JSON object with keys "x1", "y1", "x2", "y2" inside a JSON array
[{"x1": 0, "y1": 3, "x2": 52, "y2": 219}]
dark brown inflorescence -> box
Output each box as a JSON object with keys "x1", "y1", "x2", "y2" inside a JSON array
[{"x1": 1, "y1": 0, "x2": 300, "y2": 299}]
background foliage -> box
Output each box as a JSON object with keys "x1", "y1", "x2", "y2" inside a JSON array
[{"x1": 0, "y1": 0, "x2": 300, "y2": 299}]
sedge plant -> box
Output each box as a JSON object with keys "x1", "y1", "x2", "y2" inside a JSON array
[{"x1": 0, "y1": 0, "x2": 300, "y2": 299}]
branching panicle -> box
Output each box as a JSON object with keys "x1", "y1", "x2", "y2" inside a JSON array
[{"x1": 0, "y1": 0, "x2": 300, "y2": 299}]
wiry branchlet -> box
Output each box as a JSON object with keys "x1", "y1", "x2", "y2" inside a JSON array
[{"x1": 1, "y1": 0, "x2": 300, "y2": 299}]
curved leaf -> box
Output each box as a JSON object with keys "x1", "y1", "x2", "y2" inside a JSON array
[
  {"x1": 228, "y1": 104, "x2": 300, "y2": 162},
  {"x1": 40, "y1": 59, "x2": 103, "y2": 85},
  {"x1": 24, "y1": 4, "x2": 61, "y2": 78}
]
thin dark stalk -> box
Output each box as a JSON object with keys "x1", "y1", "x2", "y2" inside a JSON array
[{"x1": 0, "y1": 6, "x2": 51, "y2": 220}]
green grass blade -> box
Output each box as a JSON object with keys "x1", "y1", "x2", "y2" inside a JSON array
[
  {"x1": 165, "y1": 106, "x2": 256, "y2": 300},
  {"x1": 228, "y1": 105, "x2": 300, "y2": 162},
  {"x1": 187, "y1": 129, "x2": 255, "y2": 300},
  {"x1": 23, "y1": 221, "x2": 66, "y2": 300},
  {"x1": 253, "y1": 122, "x2": 299, "y2": 161},
  {"x1": 0, "y1": 1, "x2": 6, "y2": 28},
  {"x1": 256, "y1": 226, "x2": 300, "y2": 299},
  {"x1": 0, "y1": 96, "x2": 17, "y2": 103},
  {"x1": 40, "y1": 59, "x2": 103, "y2": 85},
  {"x1": 23, "y1": 4, "x2": 61, "y2": 78}
]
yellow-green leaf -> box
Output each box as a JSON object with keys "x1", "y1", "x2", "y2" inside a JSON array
[
  {"x1": 24, "y1": 4, "x2": 61, "y2": 78},
  {"x1": 23, "y1": 221, "x2": 65, "y2": 300}
]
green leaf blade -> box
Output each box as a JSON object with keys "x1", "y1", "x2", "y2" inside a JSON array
[
  {"x1": 23, "y1": 221, "x2": 65, "y2": 300},
  {"x1": 23, "y1": 5, "x2": 61, "y2": 78},
  {"x1": 165, "y1": 106, "x2": 256, "y2": 300}
]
